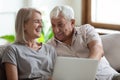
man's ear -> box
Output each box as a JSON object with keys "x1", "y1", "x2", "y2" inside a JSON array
[{"x1": 71, "y1": 19, "x2": 75, "y2": 26}]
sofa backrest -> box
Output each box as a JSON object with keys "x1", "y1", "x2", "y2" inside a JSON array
[
  {"x1": 0, "y1": 45, "x2": 7, "y2": 80},
  {"x1": 101, "y1": 33, "x2": 120, "y2": 71}
]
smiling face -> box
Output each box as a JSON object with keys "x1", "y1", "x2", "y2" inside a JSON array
[
  {"x1": 51, "y1": 14, "x2": 75, "y2": 43},
  {"x1": 24, "y1": 11, "x2": 42, "y2": 40}
]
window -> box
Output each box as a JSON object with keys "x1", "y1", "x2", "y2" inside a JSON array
[{"x1": 82, "y1": 0, "x2": 120, "y2": 31}]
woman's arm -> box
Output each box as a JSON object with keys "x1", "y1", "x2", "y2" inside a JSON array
[{"x1": 4, "y1": 62, "x2": 18, "y2": 80}]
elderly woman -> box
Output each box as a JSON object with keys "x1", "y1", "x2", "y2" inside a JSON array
[{"x1": 2, "y1": 8, "x2": 56, "y2": 80}]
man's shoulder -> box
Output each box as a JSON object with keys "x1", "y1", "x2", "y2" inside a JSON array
[
  {"x1": 76, "y1": 24, "x2": 94, "y2": 29},
  {"x1": 42, "y1": 43, "x2": 56, "y2": 51},
  {"x1": 75, "y1": 24, "x2": 95, "y2": 33}
]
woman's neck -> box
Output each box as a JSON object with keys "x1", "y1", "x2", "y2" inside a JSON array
[{"x1": 26, "y1": 40, "x2": 42, "y2": 50}]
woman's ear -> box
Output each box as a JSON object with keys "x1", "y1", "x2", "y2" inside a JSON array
[{"x1": 24, "y1": 23, "x2": 28, "y2": 31}]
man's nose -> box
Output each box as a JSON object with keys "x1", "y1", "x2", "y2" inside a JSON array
[{"x1": 54, "y1": 26, "x2": 60, "y2": 33}]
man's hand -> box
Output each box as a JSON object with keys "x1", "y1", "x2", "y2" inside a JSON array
[{"x1": 48, "y1": 77, "x2": 52, "y2": 80}]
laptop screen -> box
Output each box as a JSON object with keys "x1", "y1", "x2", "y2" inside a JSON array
[{"x1": 52, "y1": 57, "x2": 98, "y2": 80}]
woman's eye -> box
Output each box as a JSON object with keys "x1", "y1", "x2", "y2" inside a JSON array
[{"x1": 33, "y1": 20, "x2": 39, "y2": 23}]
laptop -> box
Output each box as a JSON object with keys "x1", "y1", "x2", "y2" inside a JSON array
[{"x1": 52, "y1": 57, "x2": 98, "y2": 80}]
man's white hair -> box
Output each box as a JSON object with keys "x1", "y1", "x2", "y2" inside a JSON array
[{"x1": 50, "y1": 5, "x2": 74, "y2": 20}]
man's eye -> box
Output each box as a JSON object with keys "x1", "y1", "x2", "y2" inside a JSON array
[
  {"x1": 52, "y1": 25, "x2": 55, "y2": 28},
  {"x1": 58, "y1": 23, "x2": 63, "y2": 27}
]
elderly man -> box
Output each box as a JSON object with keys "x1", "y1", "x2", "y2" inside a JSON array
[{"x1": 47, "y1": 5, "x2": 120, "y2": 80}]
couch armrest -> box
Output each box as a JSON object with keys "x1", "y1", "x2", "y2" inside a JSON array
[{"x1": 101, "y1": 34, "x2": 120, "y2": 71}]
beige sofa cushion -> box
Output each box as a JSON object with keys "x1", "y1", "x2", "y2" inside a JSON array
[{"x1": 101, "y1": 34, "x2": 120, "y2": 71}]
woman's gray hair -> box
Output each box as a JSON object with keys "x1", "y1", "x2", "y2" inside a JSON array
[
  {"x1": 15, "y1": 8, "x2": 41, "y2": 44},
  {"x1": 50, "y1": 5, "x2": 74, "y2": 20}
]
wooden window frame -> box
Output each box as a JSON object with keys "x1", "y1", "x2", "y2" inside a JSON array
[{"x1": 82, "y1": 0, "x2": 120, "y2": 31}]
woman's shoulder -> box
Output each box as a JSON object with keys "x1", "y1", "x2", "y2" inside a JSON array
[
  {"x1": 42, "y1": 43, "x2": 55, "y2": 51},
  {"x1": 42, "y1": 43, "x2": 54, "y2": 48},
  {"x1": 6, "y1": 42, "x2": 25, "y2": 51}
]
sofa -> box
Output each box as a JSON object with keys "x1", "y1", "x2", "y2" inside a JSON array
[
  {"x1": 0, "y1": 33, "x2": 120, "y2": 79},
  {"x1": 101, "y1": 33, "x2": 120, "y2": 71}
]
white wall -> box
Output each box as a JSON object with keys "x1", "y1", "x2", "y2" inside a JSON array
[
  {"x1": 71, "y1": 0, "x2": 82, "y2": 25},
  {"x1": 0, "y1": 0, "x2": 24, "y2": 44},
  {"x1": 0, "y1": 0, "x2": 23, "y2": 12},
  {"x1": 0, "y1": 0, "x2": 24, "y2": 36},
  {"x1": 24, "y1": 0, "x2": 82, "y2": 25}
]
